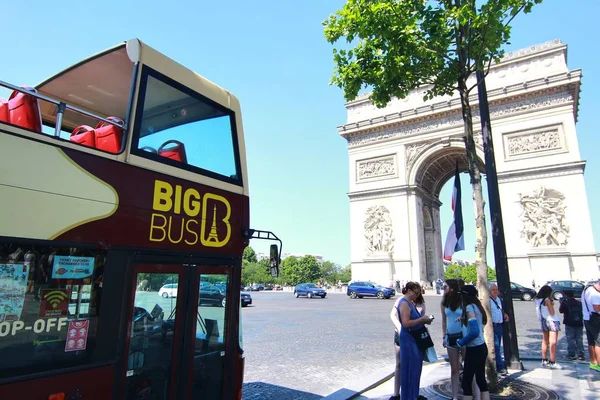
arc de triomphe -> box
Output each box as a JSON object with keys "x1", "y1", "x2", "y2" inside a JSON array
[{"x1": 339, "y1": 40, "x2": 598, "y2": 287}]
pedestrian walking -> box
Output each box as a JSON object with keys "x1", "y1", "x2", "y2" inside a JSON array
[
  {"x1": 455, "y1": 285, "x2": 490, "y2": 400},
  {"x1": 535, "y1": 285, "x2": 562, "y2": 368},
  {"x1": 582, "y1": 279, "x2": 600, "y2": 372},
  {"x1": 489, "y1": 283, "x2": 509, "y2": 375},
  {"x1": 558, "y1": 290, "x2": 584, "y2": 360},
  {"x1": 390, "y1": 281, "x2": 432, "y2": 400}
]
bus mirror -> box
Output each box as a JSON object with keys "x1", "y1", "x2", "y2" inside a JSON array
[{"x1": 269, "y1": 244, "x2": 279, "y2": 278}]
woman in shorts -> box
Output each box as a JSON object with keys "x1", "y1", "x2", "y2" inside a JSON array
[{"x1": 535, "y1": 285, "x2": 562, "y2": 369}]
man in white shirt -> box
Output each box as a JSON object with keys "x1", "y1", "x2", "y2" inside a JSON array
[
  {"x1": 582, "y1": 278, "x2": 600, "y2": 372},
  {"x1": 489, "y1": 283, "x2": 509, "y2": 375}
]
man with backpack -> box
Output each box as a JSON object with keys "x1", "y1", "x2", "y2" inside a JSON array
[
  {"x1": 583, "y1": 279, "x2": 600, "y2": 372},
  {"x1": 559, "y1": 290, "x2": 584, "y2": 360}
]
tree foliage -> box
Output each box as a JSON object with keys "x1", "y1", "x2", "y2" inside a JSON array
[
  {"x1": 243, "y1": 246, "x2": 257, "y2": 263},
  {"x1": 324, "y1": 0, "x2": 542, "y2": 106},
  {"x1": 445, "y1": 264, "x2": 496, "y2": 283}
]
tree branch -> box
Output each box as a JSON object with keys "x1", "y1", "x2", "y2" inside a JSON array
[{"x1": 503, "y1": 3, "x2": 527, "y2": 29}]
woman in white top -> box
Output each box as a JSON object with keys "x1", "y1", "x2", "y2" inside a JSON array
[{"x1": 535, "y1": 285, "x2": 561, "y2": 368}]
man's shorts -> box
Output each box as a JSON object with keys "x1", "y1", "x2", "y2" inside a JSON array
[{"x1": 584, "y1": 320, "x2": 600, "y2": 346}]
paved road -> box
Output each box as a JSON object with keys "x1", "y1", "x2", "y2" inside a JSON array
[{"x1": 241, "y1": 291, "x2": 572, "y2": 399}]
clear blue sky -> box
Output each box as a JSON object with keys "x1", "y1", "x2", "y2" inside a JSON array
[{"x1": 3, "y1": 1, "x2": 599, "y2": 267}]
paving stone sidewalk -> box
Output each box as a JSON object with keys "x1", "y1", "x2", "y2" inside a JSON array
[{"x1": 342, "y1": 359, "x2": 600, "y2": 400}]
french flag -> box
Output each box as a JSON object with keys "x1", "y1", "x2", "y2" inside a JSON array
[{"x1": 443, "y1": 165, "x2": 465, "y2": 261}]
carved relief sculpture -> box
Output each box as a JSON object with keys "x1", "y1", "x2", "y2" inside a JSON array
[
  {"x1": 357, "y1": 156, "x2": 395, "y2": 181},
  {"x1": 508, "y1": 129, "x2": 561, "y2": 156},
  {"x1": 364, "y1": 205, "x2": 395, "y2": 255},
  {"x1": 518, "y1": 186, "x2": 569, "y2": 247}
]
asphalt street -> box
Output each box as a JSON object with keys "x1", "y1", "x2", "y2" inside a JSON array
[{"x1": 241, "y1": 291, "x2": 570, "y2": 399}]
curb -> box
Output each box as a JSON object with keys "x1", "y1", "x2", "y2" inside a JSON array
[{"x1": 322, "y1": 365, "x2": 394, "y2": 400}]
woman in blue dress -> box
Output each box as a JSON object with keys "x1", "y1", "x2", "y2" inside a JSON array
[{"x1": 394, "y1": 281, "x2": 433, "y2": 400}]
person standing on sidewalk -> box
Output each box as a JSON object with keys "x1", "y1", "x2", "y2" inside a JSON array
[
  {"x1": 390, "y1": 282, "x2": 432, "y2": 400},
  {"x1": 390, "y1": 287, "x2": 428, "y2": 400},
  {"x1": 441, "y1": 279, "x2": 464, "y2": 400},
  {"x1": 489, "y1": 283, "x2": 509, "y2": 375},
  {"x1": 558, "y1": 290, "x2": 585, "y2": 360},
  {"x1": 455, "y1": 285, "x2": 490, "y2": 400},
  {"x1": 582, "y1": 279, "x2": 600, "y2": 372},
  {"x1": 535, "y1": 285, "x2": 562, "y2": 369}
]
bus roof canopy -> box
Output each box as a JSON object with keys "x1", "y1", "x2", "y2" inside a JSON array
[{"x1": 34, "y1": 39, "x2": 235, "y2": 131}]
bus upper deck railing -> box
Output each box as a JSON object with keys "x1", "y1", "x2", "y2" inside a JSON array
[{"x1": 0, "y1": 79, "x2": 124, "y2": 138}]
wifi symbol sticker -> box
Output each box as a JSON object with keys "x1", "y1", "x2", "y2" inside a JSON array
[{"x1": 40, "y1": 289, "x2": 70, "y2": 317}]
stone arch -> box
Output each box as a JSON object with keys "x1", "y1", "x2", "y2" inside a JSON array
[{"x1": 409, "y1": 139, "x2": 485, "y2": 197}]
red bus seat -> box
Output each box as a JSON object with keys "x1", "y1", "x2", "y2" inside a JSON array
[
  {"x1": 70, "y1": 125, "x2": 96, "y2": 148},
  {"x1": 0, "y1": 99, "x2": 8, "y2": 123},
  {"x1": 95, "y1": 117, "x2": 124, "y2": 153},
  {"x1": 0, "y1": 87, "x2": 42, "y2": 132},
  {"x1": 158, "y1": 140, "x2": 187, "y2": 163}
]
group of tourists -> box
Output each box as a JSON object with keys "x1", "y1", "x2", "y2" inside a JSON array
[
  {"x1": 389, "y1": 279, "x2": 489, "y2": 400},
  {"x1": 388, "y1": 277, "x2": 600, "y2": 400},
  {"x1": 534, "y1": 280, "x2": 600, "y2": 372}
]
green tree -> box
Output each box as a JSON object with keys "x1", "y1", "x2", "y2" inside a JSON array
[
  {"x1": 243, "y1": 246, "x2": 257, "y2": 263},
  {"x1": 241, "y1": 261, "x2": 271, "y2": 287},
  {"x1": 337, "y1": 264, "x2": 352, "y2": 283},
  {"x1": 444, "y1": 264, "x2": 463, "y2": 280},
  {"x1": 320, "y1": 261, "x2": 339, "y2": 283},
  {"x1": 323, "y1": 0, "x2": 542, "y2": 389},
  {"x1": 280, "y1": 255, "x2": 321, "y2": 285}
]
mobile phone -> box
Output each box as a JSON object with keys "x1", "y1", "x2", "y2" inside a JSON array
[{"x1": 429, "y1": 314, "x2": 435, "y2": 320}]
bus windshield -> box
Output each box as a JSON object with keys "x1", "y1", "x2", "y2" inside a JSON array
[{"x1": 133, "y1": 70, "x2": 241, "y2": 183}]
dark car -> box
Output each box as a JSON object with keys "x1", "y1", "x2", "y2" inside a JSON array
[
  {"x1": 241, "y1": 292, "x2": 252, "y2": 307},
  {"x1": 489, "y1": 280, "x2": 536, "y2": 301},
  {"x1": 199, "y1": 284, "x2": 226, "y2": 307},
  {"x1": 294, "y1": 283, "x2": 327, "y2": 298},
  {"x1": 347, "y1": 281, "x2": 395, "y2": 299},
  {"x1": 249, "y1": 284, "x2": 264, "y2": 291},
  {"x1": 549, "y1": 280, "x2": 585, "y2": 300}
]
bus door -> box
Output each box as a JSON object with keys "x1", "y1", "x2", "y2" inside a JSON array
[{"x1": 122, "y1": 263, "x2": 233, "y2": 400}]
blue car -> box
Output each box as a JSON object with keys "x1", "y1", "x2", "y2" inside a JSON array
[
  {"x1": 347, "y1": 281, "x2": 395, "y2": 299},
  {"x1": 294, "y1": 283, "x2": 327, "y2": 299}
]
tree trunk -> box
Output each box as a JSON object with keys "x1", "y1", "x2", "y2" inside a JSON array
[{"x1": 458, "y1": 80, "x2": 498, "y2": 393}]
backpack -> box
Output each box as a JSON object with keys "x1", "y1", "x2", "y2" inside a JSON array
[{"x1": 566, "y1": 300, "x2": 583, "y2": 326}]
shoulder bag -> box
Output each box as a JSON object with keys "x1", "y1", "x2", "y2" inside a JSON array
[
  {"x1": 583, "y1": 287, "x2": 600, "y2": 328},
  {"x1": 406, "y1": 301, "x2": 434, "y2": 350}
]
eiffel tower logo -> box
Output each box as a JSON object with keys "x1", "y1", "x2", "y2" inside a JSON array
[{"x1": 207, "y1": 205, "x2": 219, "y2": 243}]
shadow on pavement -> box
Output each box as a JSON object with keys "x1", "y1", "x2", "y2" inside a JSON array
[{"x1": 243, "y1": 381, "x2": 323, "y2": 400}]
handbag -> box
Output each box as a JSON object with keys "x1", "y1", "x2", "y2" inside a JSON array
[
  {"x1": 583, "y1": 287, "x2": 600, "y2": 328},
  {"x1": 70, "y1": 125, "x2": 96, "y2": 148},
  {"x1": 447, "y1": 331, "x2": 463, "y2": 347},
  {"x1": 409, "y1": 325, "x2": 434, "y2": 350}
]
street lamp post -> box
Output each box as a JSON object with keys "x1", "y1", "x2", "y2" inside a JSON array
[{"x1": 476, "y1": 69, "x2": 523, "y2": 370}]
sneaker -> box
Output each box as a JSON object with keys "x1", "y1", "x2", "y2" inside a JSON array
[
  {"x1": 578, "y1": 354, "x2": 585, "y2": 361},
  {"x1": 548, "y1": 362, "x2": 562, "y2": 370},
  {"x1": 541, "y1": 360, "x2": 549, "y2": 367},
  {"x1": 591, "y1": 363, "x2": 600, "y2": 372},
  {"x1": 567, "y1": 355, "x2": 577, "y2": 361},
  {"x1": 498, "y1": 369, "x2": 508, "y2": 376}
]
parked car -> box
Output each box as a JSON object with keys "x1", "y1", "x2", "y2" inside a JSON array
[
  {"x1": 347, "y1": 281, "x2": 395, "y2": 299},
  {"x1": 249, "y1": 284, "x2": 264, "y2": 291},
  {"x1": 263, "y1": 285, "x2": 273, "y2": 291},
  {"x1": 489, "y1": 280, "x2": 536, "y2": 301},
  {"x1": 273, "y1": 285, "x2": 283, "y2": 291},
  {"x1": 198, "y1": 284, "x2": 226, "y2": 307},
  {"x1": 158, "y1": 283, "x2": 178, "y2": 298},
  {"x1": 294, "y1": 283, "x2": 327, "y2": 298},
  {"x1": 549, "y1": 280, "x2": 585, "y2": 300},
  {"x1": 241, "y1": 292, "x2": 252, "y2": 307}
]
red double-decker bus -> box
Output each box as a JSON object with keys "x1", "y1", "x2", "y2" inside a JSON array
[{"x1": 0, "y1": 39, "x2": 280, "y2": 400}]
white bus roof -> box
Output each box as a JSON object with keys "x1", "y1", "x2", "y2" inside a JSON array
[{"x1": 34, "y1": 39, "x2": 239, "y2": 130}]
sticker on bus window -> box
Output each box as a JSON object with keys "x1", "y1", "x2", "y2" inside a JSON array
[
  {"x1": 39, "y1": 289, "x2": 70, "y2": 318},
  {"x1": 52, "y1": 256, "x2": 94, "y2": 280},
  {"x1": 0, "y1": 263, "x2": 29, "y2": 320},
  {"x1": 65, "y1": 320, "x2": 89, "y2": 352}
]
